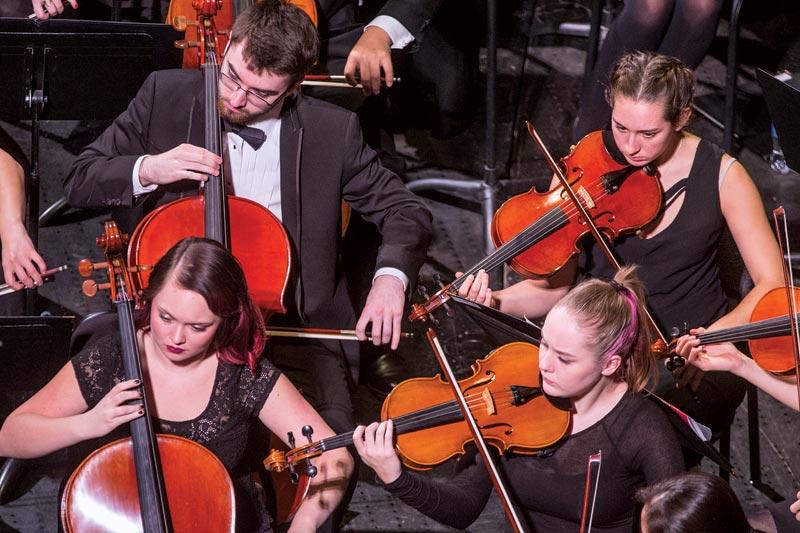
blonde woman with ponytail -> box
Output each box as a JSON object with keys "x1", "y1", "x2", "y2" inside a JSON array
[
  {"x1": 456, "y1": 51, "x2": 784, "y2": 436},
  {"x1": 352, "y1": 267, "x2": 684, "y2": 533}
]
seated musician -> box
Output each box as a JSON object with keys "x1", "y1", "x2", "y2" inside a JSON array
[
  {"x1": 675, "y1": 335, "x2": 800, "y2": 531},
  {"x1": 637, "y1": 471, "x2": 757, "y2": 533},
  {"x1": 0, "y1": 134, "x2": 47, "y2": 315},
  {"x1": 64, "y1": 0, "x2": 431, "y2": 446},
  {"x1": 0, "y1": 237, "x2": 353, "y2": 531},
  {"x1": 457, "y1": 51, "x2": 784, "y2": 436},
  {"x1": 353, "y1": 267, "x2": 685, "y2": 532}
]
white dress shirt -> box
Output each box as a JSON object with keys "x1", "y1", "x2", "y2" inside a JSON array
[{"x1": 131, "y1": 114, "x2": 408, "y2": 289}]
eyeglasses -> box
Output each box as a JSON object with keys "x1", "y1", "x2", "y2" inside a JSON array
[{"x1": 218, "y1": 68, "x2": 289, "y2": 109}]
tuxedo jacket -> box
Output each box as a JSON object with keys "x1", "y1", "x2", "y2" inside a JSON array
[{"x1": 65, "y1": 69, "x2": 432, "y2": 367}]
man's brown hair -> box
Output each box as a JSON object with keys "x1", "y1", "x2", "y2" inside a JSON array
[{"x1": 230, "y1": 0, "x2": 319, "y2": 83}]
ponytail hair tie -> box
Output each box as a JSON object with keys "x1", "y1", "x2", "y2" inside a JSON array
[{"x1": 608, "y1": 279, "x2": 624, "y2": 293}]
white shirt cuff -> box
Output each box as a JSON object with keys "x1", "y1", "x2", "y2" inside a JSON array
[
  {"x1": 132, "y1": 155, "x2": 158, "y2": 196},
  {"x1": 374, "y1": 267, "x2": 408, "y2": 292},
  {"x1": 367, "y1": 15, "x2": 414, "y2": 50}
]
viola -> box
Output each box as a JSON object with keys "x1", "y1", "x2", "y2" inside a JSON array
[
  {"x1": 410, "y1": 129, "x2": 662, "y2": 322},
  {"x1": 62, "y1": 221, "x2": 235, "y2": 532},
  {"x1": 263, "y1": 341, "x2": 571, "y2": 522},
  {"x1": 127, "y1": 0, "x2": 292, "y2": 320}
]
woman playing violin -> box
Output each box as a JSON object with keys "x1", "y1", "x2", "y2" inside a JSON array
[
  {"x1": 460, "y1": 51, "x2": 784, "y2": 434},
  {"x1": 355, "y1": 268, "x2": 684, "y2": 532},
  {"x1": 0, "y1": 237, "x2": 353, "y2": 532}
]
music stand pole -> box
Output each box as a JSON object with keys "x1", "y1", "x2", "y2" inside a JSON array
[
  {"x1": 24, "y1": 86, "x2": 45, "y2": 315},
  {"x1": 406, "y1": 0, "x2": 499, "y2": 283}
]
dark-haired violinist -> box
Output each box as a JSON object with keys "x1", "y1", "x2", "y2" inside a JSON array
[
  {"x1": 354, "y1": 267, "x2": 684, "y2": 532},
  {"x1": 457, "y1": 51, "x2": 784, "y2": 435}
]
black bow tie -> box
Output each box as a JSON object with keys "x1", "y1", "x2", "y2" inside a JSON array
[{"x1": 223, "y1": 120, "x2": 266, "y2": 150}]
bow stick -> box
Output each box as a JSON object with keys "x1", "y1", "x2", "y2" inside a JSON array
[{"x1": 771, "y1": 206, "x2": 800, "y2": 409}]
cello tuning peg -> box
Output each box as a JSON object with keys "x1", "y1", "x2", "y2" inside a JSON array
[
  {"x1": 77, "y1": 258, "x2": 107, "y2": 277},
  {"x1": 174, "y1": 40, "x2": 201, "y2": 50},
  {"x1": 669, "y1": 326, "x2": 681, "y2": 339},
  {"x1": 287, "y1": 431, "x2": 296, "y2": 449},
  {"x1": 302, "y1": 425, "x2": 314, "y2": 442},
  {"x1": 432, "y1": 273, "x2": 447, "y2": 290},
  {"x1": 81, "y1": 279, "x2": 111, "y2": 298},
  {"x1": 171, "y1": 15, "x2": 198, "y2": 31}
]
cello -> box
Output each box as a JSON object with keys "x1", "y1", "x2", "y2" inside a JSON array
[
  {"x1": 169, "y1": 0, "x2": 318, "y2": 69},
  {"x1": 127, "y1": 0, "x2": 292, "y2": 320},
  {"x1": 62, "y1": 221, "x2": 235, "y2": 532}
]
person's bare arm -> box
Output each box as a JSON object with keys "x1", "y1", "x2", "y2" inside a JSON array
[
  {"x1": 0, "y1": 149, "x2": 46, "y2": 289},
  {"x1": 259, "y1": 375, "x2": 353, "y2": 532}
]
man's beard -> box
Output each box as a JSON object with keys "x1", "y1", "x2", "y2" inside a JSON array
[{"x1": 217, "y1": 97, "x2": 255, "y2": 125}]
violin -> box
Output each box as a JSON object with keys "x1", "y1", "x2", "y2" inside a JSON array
[
  {"x1": 127, "y1": 0, "x2": 292, "y2": 319},
  {"x1": 655, "y1": 286, "x2": 800, "y2": 375},
  {"x1": 410, "y1": 129, "x2": 662, "y2": 322},
  {"x1": 62, "y1": 221, "x2": 235, "y2": 532},
  {"x1": 263, "y1": 341, "x2": 571, "y2": 522}
]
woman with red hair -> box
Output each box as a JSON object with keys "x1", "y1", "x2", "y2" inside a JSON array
[{"x1": 0, "y1": 237, "x2": 353, "y2": 531}]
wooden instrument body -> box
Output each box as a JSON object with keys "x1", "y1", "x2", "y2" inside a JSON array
[
  {"x1": 382, "y1": 342, "x2": 571, "y2": 470},
  {"x1": 128, "y1": 195, "x2": 291, "y2": 316},
  {"x1": 62, "y1": 435, "x2": 236, "y2": 532},
  {"x1": 750, "y1": 286, "x2": 800, "y2": 374},
  {"x1": 492, "y1": 131, "x2": 662, "y2": 278}
]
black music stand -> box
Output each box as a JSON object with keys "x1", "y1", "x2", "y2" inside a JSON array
[
  {"x1": 758, "y1": 68, "x2": 800, "y2": 173},
  {"x1": 0, "y1": 17, "x2": 181, "y2": 313},
  {"x1": 449, "y1": 295, "x2": 541, "y2": 346},
  {"x1": 0, "y1": 315, "x2": 74, "y2": 504}
]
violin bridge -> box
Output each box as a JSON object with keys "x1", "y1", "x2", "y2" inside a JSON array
[
  {"x1": 576, "y1": 186, "x2": 595, "y2": 209},
  {"x1": 481, "y1": 387, "x2": 497, "y2": 416}
]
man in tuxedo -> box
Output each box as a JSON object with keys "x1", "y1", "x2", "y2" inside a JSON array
[
  {"x1": 315, "y1": 0, "x2": 479, "y2": 137},
  {"x1": 64, "y1": 0, "x2": 432, "y2": 436}
]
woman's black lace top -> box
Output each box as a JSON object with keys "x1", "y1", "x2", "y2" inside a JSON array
[
  {"x1": 70, "y1": 332, "x2": 281, "y2": 532},
  {"x1": 383, "y1": 392, "x2": 684, "y2": 532}
]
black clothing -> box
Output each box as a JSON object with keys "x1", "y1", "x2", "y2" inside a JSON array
[
  {"x1": 384, "y1": 392, "x2": 684, "y2": 532},
  {"x1": 581, "y1": 138, "x2": 745, "y2": 434},
  {"x1": 64, "y1": 69, "x2": 432, "y2": 387},
  {"x1": 583, "y1": 139, "x2": 729, "y2": 334},
  {"x1": 71, "y1": 332, "x2": 281, "y2": 532}
]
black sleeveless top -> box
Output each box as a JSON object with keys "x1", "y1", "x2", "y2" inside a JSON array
[{"x1": 581, "y1": 138, "x2": 729, "y2": 334}]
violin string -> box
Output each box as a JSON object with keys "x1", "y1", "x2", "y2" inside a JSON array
[
  {"x1": 291, "y1": 388, "x2": 542, "y2": 459},
  {"x1": 385, "y1": 388, "x2": 544, "y2": 435},
  {"x1": 454, "y1": 179, "x2": 614, "y2": 284},
  {"x1": 698, "y1": 314, "x2": 800, "y2": 343}
]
